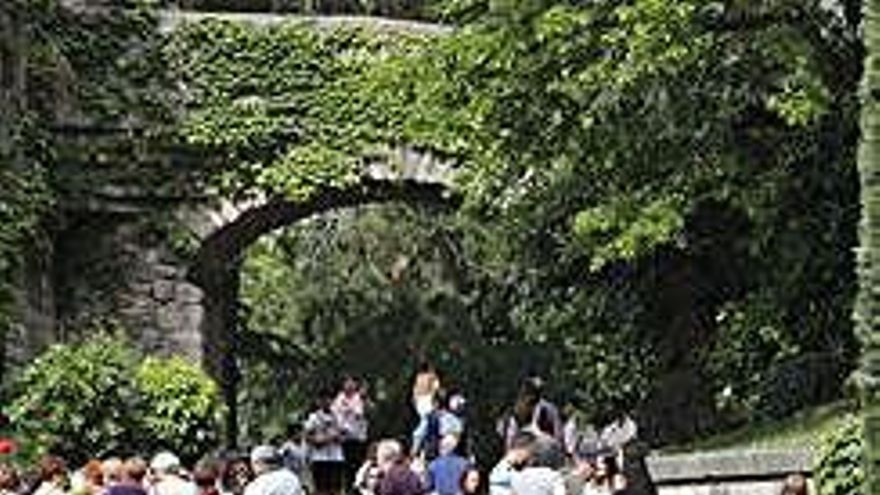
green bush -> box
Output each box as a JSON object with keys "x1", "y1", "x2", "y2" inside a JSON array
[
  {"x1": 136, "y1": 356, "x2": 223, "y2": 463},
  {"x1": 5, "y1": 336, "x2": 141, "y2": 464},
  {"x1": 5, "y1": 335, "x2": 223, "y2": 465},
  {"x1": 815, "y1": 414, "x2": 864, "y2": 495}
]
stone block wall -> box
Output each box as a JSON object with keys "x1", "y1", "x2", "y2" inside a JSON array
[
  {"x1": 647, "y1": 448, "x2": 813, "y2": 495},
  {"x1": 52, "y1": 209, "x2": 205, "y2": 362},
  {"x1": 5, "y1": 236, "x2": 57, "y2": 372}
]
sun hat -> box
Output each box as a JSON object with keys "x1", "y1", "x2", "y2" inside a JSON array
[
  {"x1": 250, "y1": 445, "x2": 280, "y2": 464},
  {"x1": 150, "y1": 452, "x2": 181, "y2": 473}
]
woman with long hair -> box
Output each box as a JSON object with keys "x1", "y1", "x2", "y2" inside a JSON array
[{"x1": 459, "y1": 467, "x2": 482, "y2": 495}]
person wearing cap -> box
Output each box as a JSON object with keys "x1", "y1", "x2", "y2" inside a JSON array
[
  {"x1": 244, "y1": 446, "x2": 303, "y2": 495},
  {"x1": 149, "y1": 452, "x2": 197, "y2": 495}
]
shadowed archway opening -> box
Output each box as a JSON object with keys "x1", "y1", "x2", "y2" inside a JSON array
[{"x1": 189, "y1": 177, "x2": 458, "y2": 445}]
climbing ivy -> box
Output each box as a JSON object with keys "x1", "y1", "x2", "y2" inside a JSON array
[
  {"x1": 0, "y1": 0, "x2": 173, "y2": 362},
  {"x1": 164, "y1": 18, "x2": 435, "y2": 200}
]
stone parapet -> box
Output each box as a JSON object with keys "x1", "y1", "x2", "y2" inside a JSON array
[{"x1": 646, "y1": 448, "x2": 813, "y2": 495}]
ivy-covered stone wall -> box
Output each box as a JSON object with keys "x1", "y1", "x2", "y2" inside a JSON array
[
  {"x1": 52, "y1": 208, "x2": 207, "y2": 359},
  {"x1": 8, "y1": 3, "x2": 450, "y2": 371},
  {"x1": 0, "y1": 4, "x2": 56, "y2": 376}
]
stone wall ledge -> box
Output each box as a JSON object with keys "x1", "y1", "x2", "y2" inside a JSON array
[
  {"x1": 646, "y1": 448, "x2": 812, "y2": 485},
  {"x1": 157, "y1": 10, "x2": 452, "y2": 34}
]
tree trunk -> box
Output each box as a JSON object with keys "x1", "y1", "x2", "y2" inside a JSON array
[{"x1": 858, "y1": 1, "x2": 880, "y2": 492}]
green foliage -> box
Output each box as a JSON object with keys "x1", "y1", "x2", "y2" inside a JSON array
[
  {"x1": 0, "y1": 163, "x2": 52, "y2": 338},
  {"x1": 671, "y1": 401, "x2": 851, "y2": 454},
  {"x1": 572, "y1": 197, "x2": 684, "y2": 271},
  {"x1": 816, "y1": 414, "x2": 864, "y2": 495},
  {"x1": 238, "y1": 206, "x2": 538, "y2": 457},
  {"x1": 5, "y1": 334, "x2": 142, "y2": 464},
  {"x1": 5, "y1": 334, "x2": 222, "y2": 465},
  {"x1": 706, "y1": 293, "x2": 797, "y2": 420},
  {"x1": 219, "y1": 0, "x2": 863, "y2": 446},
  {"x1": 0, "y1": 0, "x2": 865, "y2": 452},
  {"x1": 238, "y1": 203, "x2": 677, "y2": 458},
  {"x1": 164, "y1": 19, "x2": 431, "y2": 200},
  {"x1": 136, "y1": 357, "x2": 224, "y2": 462}
]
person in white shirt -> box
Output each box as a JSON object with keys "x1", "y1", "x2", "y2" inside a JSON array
[
  {"x1": 489, "y1": 431, "x2": 536, "y2": 495},
  {"x1": 332, "y1": 377, "x2": 369, "y2": 489},
  {"x1": 33, "y1": 456, "x2": 68, "y2": 495},
  {"x1": 412, "y1": 364, "x2": 441, "y2": 419},
  {"x1": 149, "y1": 452, "x2": 198, "y2": 495},
  {"x1": 244, "y1": 446, "x2": 304, "y2": 495},
  {"x1": 306, "y1": 392, "x2": 346, "y2": 495},
  {"x1": 352, "y1": 443, "x2": 381, "y2": 495},
  {"x1": 510, "y1": 464, "x2": 565, "y2": 495},
  {"x1": 510, "y1": 432, "x2": 566, "y2": 495}
]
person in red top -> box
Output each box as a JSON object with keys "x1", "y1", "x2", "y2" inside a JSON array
[{"x1": 0, "y1": 414, "x2": 17, "y2": 457}]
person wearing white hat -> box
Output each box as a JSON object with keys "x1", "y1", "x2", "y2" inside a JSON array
[
  {"x1": 244, "y1": 446, "x2": 303, "y2": 495},
  {"x1": 149, "y1": 452, "x2": 197, "y2": 495}
]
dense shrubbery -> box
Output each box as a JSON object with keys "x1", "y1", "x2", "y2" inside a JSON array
[
  {"x1": 815, "y1": 415, "x2": 864, "y2": 495},
  {"x1": 5, "y1": 335, "x2": 141, "y2": 463},
  {"x1": 4, "y1": 335, "x2": 222, "y2": 465},
  {"x1": 136, "y1": 356, "x2": 223, "y2": 462}
]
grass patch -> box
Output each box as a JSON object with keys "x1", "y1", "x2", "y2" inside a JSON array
[{"x1": 664, "y1": 401, "x2": 855, "y2": 454}]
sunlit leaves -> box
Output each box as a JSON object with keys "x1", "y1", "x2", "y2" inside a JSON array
[
  {"x1": 573, "y1": 196, "x2": 685, "y2": 271},
  {"x1": 257, "y1": 144, "x2": 361, "y2": 200},
  {"x1": 6, "y1": 334, "x2": 222, "y2": 465},
  {"x1": 136, "y1": 356, "x2": 224, "y2": 460},
  {"x1": 166, "y1": 19, "x2": 446, "y2": 200}
]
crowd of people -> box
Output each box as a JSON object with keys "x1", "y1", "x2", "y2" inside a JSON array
[{"x1": 0, "y1": 367, "x2": 810, "y2": 495}]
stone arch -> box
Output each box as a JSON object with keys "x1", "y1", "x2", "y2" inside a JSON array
[
  {"x1": 19, "y1": 10, "x2": 458, "y2": 443},
  {"x1": 182, "y1": 149, "x2": 457, "y2": 444}
]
